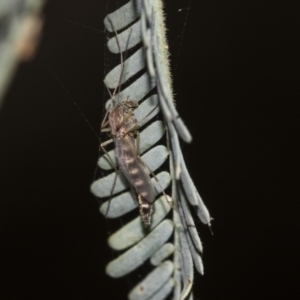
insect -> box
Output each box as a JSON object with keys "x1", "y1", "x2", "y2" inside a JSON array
[
  {"x1": 100, "y1": 98, "x2": 156, "y2": 227},
  {"x1": 98, "y1": 15, "x2": 164, "y2": 227}
]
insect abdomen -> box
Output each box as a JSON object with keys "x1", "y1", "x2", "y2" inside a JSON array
[{"x1": 115, "y1": 137, "x2": 155, "y2": 204}]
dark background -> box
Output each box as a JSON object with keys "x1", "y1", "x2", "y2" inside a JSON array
[{"x1": 0, "y1": 0, "x2": 299, "y2": 299}]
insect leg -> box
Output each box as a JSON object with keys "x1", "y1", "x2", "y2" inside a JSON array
[
  {"x1": 101, "y1": 127, "x2": 111, "y2": 132},
  {"x1": 100, "y1": 139, "x2": 118, "y2": 178},
  {"x1": 101, "y1": 109, "x2": 111, "y2": 129},
  {"x1": 100, "y1": 140, "x2": 121, "y2": 219},
  {"x1": 100, "y1": 138, "x2": 113, "y2": 148}
]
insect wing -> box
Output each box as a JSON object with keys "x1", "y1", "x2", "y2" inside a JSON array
[{"x1": 115, "y1": 136, "x2": 155, "y2": 203}]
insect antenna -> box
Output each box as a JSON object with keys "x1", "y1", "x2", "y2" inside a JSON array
[{"x1": 105, "y1": 16, "x2": 133, "y2": 107}]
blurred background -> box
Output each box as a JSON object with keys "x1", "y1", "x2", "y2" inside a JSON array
[{"x1": 0, "y1": 0, "x2": 299, "y2": 299}]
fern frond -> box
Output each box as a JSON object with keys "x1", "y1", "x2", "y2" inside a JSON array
[{"x1": 90, "y1": 1, "x2": 211, "y2": 299}]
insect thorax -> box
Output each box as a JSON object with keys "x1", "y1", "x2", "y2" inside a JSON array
[{"x1": 109, "y1": 101, "x2": 137, "y2": 136}]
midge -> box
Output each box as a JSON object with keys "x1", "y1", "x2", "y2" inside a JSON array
[
  {"x1": 100, "y1": 98, "x2": 156, "y2": 227},
  {"x1": 99, "y1": 17, "x2": 166, "y2": 227}
]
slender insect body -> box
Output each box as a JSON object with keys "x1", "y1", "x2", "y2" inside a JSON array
[
  {"x1": 115, "y1": 137, "x2": 155, "y2": 201},
  {"x1": 102, "y1": 99, "x2": 156, "y2": 227},
  {"x1": 115, "y1": 135, "x2": 155, "y2": 226}
]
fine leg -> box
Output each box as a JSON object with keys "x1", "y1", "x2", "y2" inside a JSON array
[
  {"x1": 100, "y1": 139, "x2": 116, "y2": 170},
  {"x1": 100, "y1": 139, "x2": 120, "y2": 219}
]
